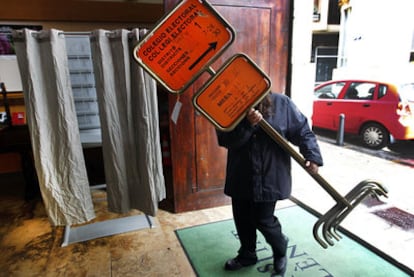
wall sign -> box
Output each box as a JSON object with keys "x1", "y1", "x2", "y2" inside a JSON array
[{"x1": 133, "y1": 0, "x2": 235, "y2": 94}]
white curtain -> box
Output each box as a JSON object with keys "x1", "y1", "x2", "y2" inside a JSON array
[
  {"x1": 13, "y1": 29, "x2": 95, "y2": 226},
  {"x1": 90, "y1": 29, "x2": 165, "y2": 216}
]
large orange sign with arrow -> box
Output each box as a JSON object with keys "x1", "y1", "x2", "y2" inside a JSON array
[{"x1": 133, "y1": 0, "x2": 235, "y2": 94}]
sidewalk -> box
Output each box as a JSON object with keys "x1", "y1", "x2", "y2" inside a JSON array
[{"x1": 290, "y1": 139, "x2": 414, "y2": 272}]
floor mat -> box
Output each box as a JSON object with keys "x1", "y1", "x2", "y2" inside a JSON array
[{"x1": 175, "y1": 205, "x2": 410, "y2": 277}]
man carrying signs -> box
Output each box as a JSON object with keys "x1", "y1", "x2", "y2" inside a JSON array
[{"x1": 216, "y1": 92, "x2": 323, "y2": 274}]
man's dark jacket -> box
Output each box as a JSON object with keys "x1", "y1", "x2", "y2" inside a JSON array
[{"x1": 216, "y1": 93, "x2": 323, "y2": 202}]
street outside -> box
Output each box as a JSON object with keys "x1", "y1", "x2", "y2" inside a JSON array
[
  {"x1": 290, "y1": 129, "x2": 414, "y2": 273},
  {"x1": 314, "y1": 128, "x2": 414, "y2": 167}
]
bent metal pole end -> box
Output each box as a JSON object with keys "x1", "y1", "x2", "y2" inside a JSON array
[
  {"x1": 312, "y1": 179, "x2": 388, "y2": 248},
  {"x1": 313, "y1": 203, "x2": 346, "y2": 249}
]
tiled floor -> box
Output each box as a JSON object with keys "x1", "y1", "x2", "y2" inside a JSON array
[
  {"x1": 0, "y1": 183, "x2": 231, "y2": 277},
  {"x1": 0, "y1": 174, "x2": 300, "y2": 277}
]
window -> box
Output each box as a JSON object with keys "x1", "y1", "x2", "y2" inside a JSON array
[
  {"x1": 344, "y1": 82, "x2": 376, "y2": 100},
  {"x1": 378, "y1": 85, "x2": 388, "y2": 99},
  {"x1": 315, "y1": 82, "x2": 345, "y2": 99},
  {"x1": 314, "y1": 46, "x2": 338, "y2": 85}
]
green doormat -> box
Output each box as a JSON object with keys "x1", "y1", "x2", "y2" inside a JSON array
[{"x1": 175, "y1": 205, "x2": 410, "y2": 277}]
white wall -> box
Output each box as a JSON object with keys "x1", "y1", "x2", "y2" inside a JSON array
[
  {"x1": 290, "y1": 0, "x2": 315, "y2": 122},
  {"x1": 334, "y1": 0, "x2": 414, "y2": 83}
]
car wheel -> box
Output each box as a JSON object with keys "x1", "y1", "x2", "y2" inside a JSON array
[{"x1": 360, "y1": 123, "x2": 389, "y2": 150}]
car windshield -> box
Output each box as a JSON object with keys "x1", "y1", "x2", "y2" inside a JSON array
[{"x1": 399, "y1": 83, "x2": 414, "y2": 102}]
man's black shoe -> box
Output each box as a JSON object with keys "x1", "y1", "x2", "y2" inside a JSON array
[
  {"x1": 224, "y1": 256, "x2": 257, "y2": 271},
  {"x1": 273, "y1": 255, "x2": 287, "y2": 275}
]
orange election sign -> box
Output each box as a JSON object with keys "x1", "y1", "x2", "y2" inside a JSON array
[
  {"x1": 193, "y1": 54, "x2": 271, "y2": 131},
  {"x1": 133, "y1": 0, "x2": 235, "y2": 94}
]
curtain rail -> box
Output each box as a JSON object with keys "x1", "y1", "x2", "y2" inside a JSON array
[
  {"x1": 59, "y1": 31, "x2": 138, "y2": 37},
  {"x1": 13, "y1": 29, "x2": 144, "y2": 38}
]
